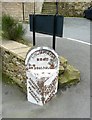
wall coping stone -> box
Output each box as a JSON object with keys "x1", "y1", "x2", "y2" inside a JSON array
[{"x1": 1, "y1": 40, "x2": 31, "y2": 60}]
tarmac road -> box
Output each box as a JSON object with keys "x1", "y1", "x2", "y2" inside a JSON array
[
  {"x1": 63, "y1": 17, "x2": 91, "y2": 43},
  {"x1": 1, "y1": 17, "x2": 91, "y2": 118}
]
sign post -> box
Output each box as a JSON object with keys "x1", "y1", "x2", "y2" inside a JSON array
[{"x1": 25, "y1": 47, "x2": 59, "y2": 106}]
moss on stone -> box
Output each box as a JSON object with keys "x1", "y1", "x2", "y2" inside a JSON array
[
  {"x1": 58, "y1": 63, "x2": 80, "y2": 89},
  {"x1": 2, "y1": 72, "x2": 15, "y2": 85},
  {"x1": 59, "y1": 56, "x2": 68, "y2": 68},
  {"x1": 2, "y1": 72, "x2": 27, "y2": 93}
]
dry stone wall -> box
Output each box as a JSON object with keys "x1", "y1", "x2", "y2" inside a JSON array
[
  {"x1": 42, "y1": 1, "x2": 92, "y2": 17},
  {"x1": 1, "y1": 41, "x2": 31, "y2": 92},
  {"x1": 2, "y1": 47, "x2": 27, "y2": 92},
  {"x1": 59, "y1": 2, "x2": 92, "y2": 17}
]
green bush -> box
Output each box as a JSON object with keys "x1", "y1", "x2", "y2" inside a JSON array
[{"x1": 2, "y1": 14, "x2": 25, "y2": 41}]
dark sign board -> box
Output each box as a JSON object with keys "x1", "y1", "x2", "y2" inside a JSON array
[{"x1": 29, "y1": 15, "x2": 64, "y2": 37}]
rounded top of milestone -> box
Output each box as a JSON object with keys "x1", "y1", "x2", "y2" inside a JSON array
[{"x1": 25, "y1": 46, "x2": 59, "y2": 80}]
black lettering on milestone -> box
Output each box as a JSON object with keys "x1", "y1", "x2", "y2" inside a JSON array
[
  {"x1": 30, "y1": 79, "x2": 39, "y2": 90},
  {"x1": 44, "y1": 77, "x2": 57, "y2": 96},
  {"x1": 29, "y1": 87, "x2": 40, "y2": 102},
  {"x1": 45, "y1": 89, "x2": 56, "y2": 103},
  {"x1": 29, "y1": 80, "x2": 42, "y2": 95}
]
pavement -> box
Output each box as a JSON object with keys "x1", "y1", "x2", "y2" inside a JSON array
[{"x1": 1, "y1": 17, "x2": 91, "y2": 118}]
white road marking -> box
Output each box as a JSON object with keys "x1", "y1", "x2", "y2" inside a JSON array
[
  {"x1": 63, "y1": 37, "x2": 92, "y2": 46},
  {"x1": 27, "y1": 32, "x2": 92, "y2": 46}
]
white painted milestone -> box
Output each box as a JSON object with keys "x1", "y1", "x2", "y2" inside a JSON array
[{"x1": 25, "y1": 46, "x2": 59, "y2": 106}]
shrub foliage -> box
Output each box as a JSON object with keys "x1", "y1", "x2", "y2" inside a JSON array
[{"x1": 2, "y1": 14, "x2": 25, "y2": 41}]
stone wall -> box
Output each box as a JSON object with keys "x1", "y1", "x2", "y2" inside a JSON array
[
  {"x1": 2, "y1": 49, "x2": 26, "y2": 91},
  {"x1": 2, "y1": 3, "x2": 23, "y2": 21},
  {"x1": 42, "y1": 1, "x2": 92, "y2": 17},
  {"x1": 1, "y1": 41, "x2": 31, "y2": 92},
  {"x1": 2, "y1": 2, "x2": 43, "y2": 21}
]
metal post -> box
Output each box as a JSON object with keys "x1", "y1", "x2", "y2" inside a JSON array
[
  {"x1": 33, "y1": 0, "x2": 35, "y2": 46},
  {"x1": 33, "y1": 15, "x2": 35, "y2": 46},
  {"x1": 53, "y1": 15, "x2": 56, "y2": 50},
  {"x1": 52, "y1": 0, "x2": 58, "y2": 50},
  {"x1": 56, "y1": 0, "x2": 58, "y2": 15},
  {"x1": 22, "y1": 2, "x2": 25, "y2": 21}
]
